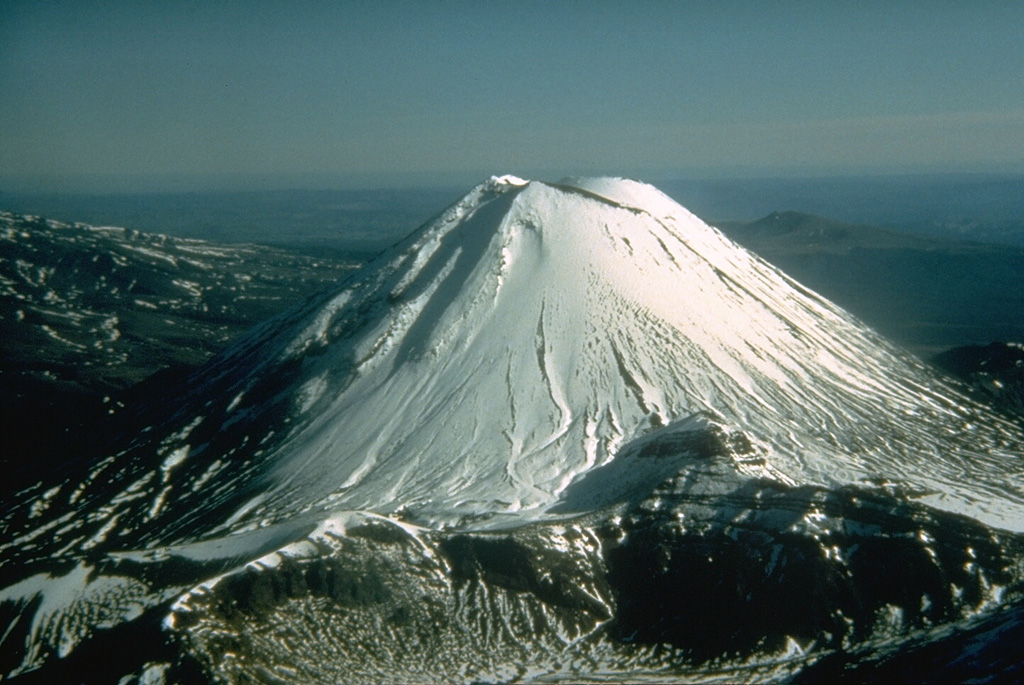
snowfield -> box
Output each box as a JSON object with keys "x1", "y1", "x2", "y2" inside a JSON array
[{"x1": 140, "y1": 174, "x2": 1023, "y2": 532}]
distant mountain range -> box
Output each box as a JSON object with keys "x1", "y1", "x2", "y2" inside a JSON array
[{"x1": 717, "y1": 211, "x2": 1024, "y2": 357}]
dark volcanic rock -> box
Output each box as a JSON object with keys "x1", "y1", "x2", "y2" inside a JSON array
[
  {"x1": 604, "y1": 475, "x2": 1024, "y2": 663},
  {"x1": 933, "y1": 342, "x2": 1024, "y2": 422}
]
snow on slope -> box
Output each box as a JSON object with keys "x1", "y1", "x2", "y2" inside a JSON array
[
  {"x1": 202, "y1": 174, "x2": 1021, "y2": 531},
  {"x1": 5, "y1": 174, "x2": 1024, "y2": 555}
]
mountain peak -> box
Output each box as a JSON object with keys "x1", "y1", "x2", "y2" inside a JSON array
[
  {"x1": 555, "y1": 176, "x2": 692, "y2": 217},
  {"x1": 7, "y1": 177, "x2": 1024, "y2": 550},
  {"x1": 234, "y1": 176, "x2": 1024, "y2": 529},
  {"x1": 36, "y1": 175, "x2": 1019, "y2": 534},
  {"x1": 488, "y1": 173, "x2": 530, "y2": 186}
]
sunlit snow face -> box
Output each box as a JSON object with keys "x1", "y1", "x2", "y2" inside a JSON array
[{"x1": 116, "y1": 175, "x2": 1022, "y2": 534}]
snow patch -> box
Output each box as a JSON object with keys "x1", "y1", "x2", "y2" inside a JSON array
[{"x1": 160, "y1": 446, "x2": 190, "y2": 481}]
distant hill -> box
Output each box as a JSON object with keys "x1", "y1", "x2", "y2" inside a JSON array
[
  {"x1": 659, "y1": 174, "x2": 1024, "y2": 247},
  {"x1": 716, "y1": 211, "x2": 1024, "y2": 357},
  {"x1": 719, "y1": 210, "x2": 935, "y2": 254}
]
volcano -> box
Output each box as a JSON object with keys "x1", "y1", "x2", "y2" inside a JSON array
[{"x1": 3, "y1": 176, "x2": 1024, "y2": 683}]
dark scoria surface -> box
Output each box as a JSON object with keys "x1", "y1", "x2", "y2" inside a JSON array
[{"x1": 933, "y1": 342, "x2": 1024, "y2": 425}]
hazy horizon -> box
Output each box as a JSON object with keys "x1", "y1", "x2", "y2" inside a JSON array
[
  {"x1": 3, "y1": 2, "x2": 1023, "y2": 194},
  {"x1": 3, "y1": 167, "x2": 1024, "y2": 197}
]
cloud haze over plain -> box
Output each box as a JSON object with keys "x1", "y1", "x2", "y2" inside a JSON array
[{"x1": 1, "y1": 1, "x2": 1022, "y2": 191}]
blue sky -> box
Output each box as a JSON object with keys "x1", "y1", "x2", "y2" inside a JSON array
[{"x1": 2, "y1": 1, "x2": 1023, "y2": 191}]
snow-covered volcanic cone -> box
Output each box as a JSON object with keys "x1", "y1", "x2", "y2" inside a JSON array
[{"x1": 4, "y1": 176, "x2": 1024, "y2": 682}]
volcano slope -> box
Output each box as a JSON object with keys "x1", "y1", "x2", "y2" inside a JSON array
[{"x1": 3, "y1": 176, "x2": 1024, "y2": 683}]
